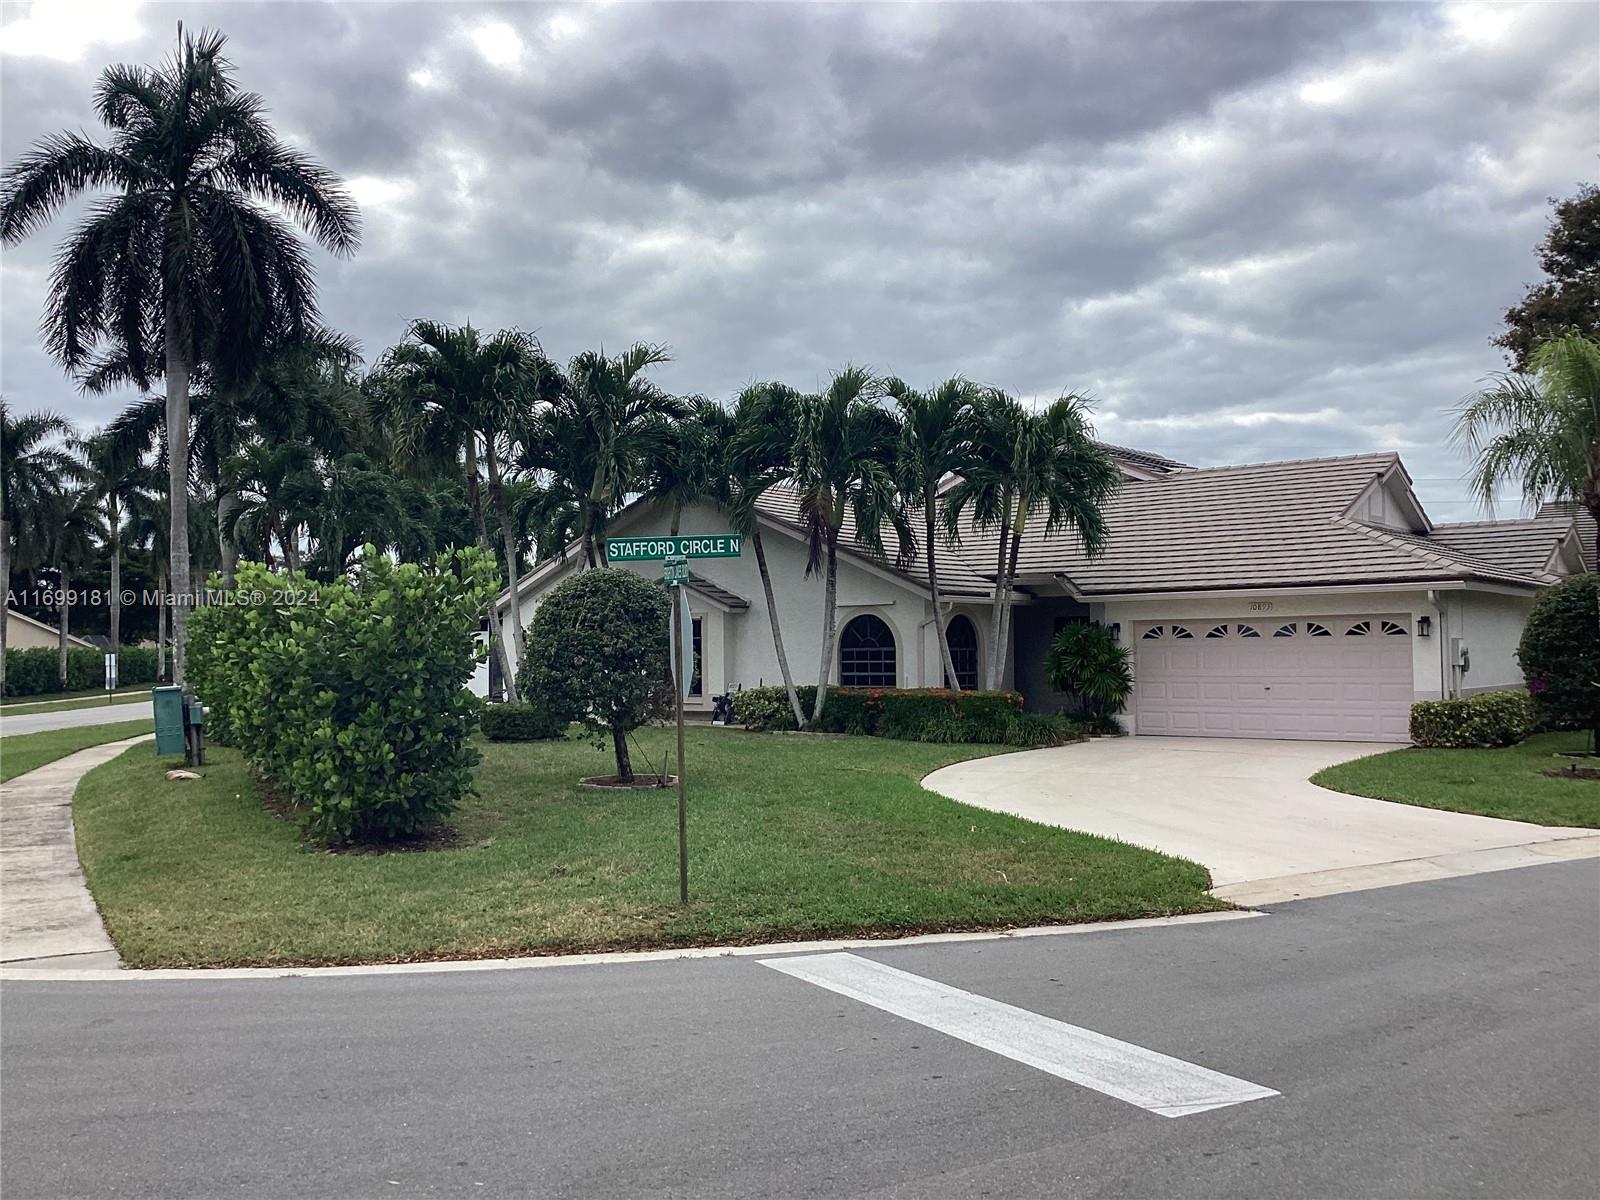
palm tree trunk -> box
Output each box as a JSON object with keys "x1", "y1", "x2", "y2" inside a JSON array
[
  {"x1": 56, "y1": 564, "x2": 69, "y2": 689},
  {"x1": 109, "y1": 498, "x2": 121, "y2": 657},
  {"x1": 217, "y1": 488, "x2": 241, "y2": 586},
  {"x1": 468, "y1": 436, "x2": 518, "y2": 702},
  {"x1": 810, "y1": 530, "x2": 840, "y2": 726},
  {"x1": 996, "y1": 500, "x2": 1027, "y2": 693},
  {"x1": 926, "y1": 492, "x2": 959, "y2": 690},
  {"x1": 165, "y1": 303, "x2": 192, "y2": 688},
  {"x1": 985, "y1": 497, "x2": 1012, "y2": 690},
  {"x1": 157, "y1": 566, "x2": 168, "y2": 682},
  {"x1": 484, "y1": 438, "x2": 527, "y2": 672},
  {"x1": 751, "y1": 528, "x2": 806, "y2": 729},
  {"x1": 1, "y1": 514, "x2": 9, "y2": 699}
]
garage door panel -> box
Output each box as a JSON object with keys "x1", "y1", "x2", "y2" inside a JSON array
[{"x1": 1136, "y1": 616, "x2": 1412, "y2": 743}]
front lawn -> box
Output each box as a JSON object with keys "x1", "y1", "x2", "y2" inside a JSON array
[
  {"x1": 73, "y1": 729, "x2": 1225, "y2": 968},
  {"x1": 1312, "y1": 732, "x2": 1599, "y2": 828},
  {"x1": 0, "y1": 719, "x2": 155, "y2": 782}
]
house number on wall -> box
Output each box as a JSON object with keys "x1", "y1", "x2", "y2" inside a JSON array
[{"x1": 1248, "y1": 601, "x2": 1276, "y2": 612}]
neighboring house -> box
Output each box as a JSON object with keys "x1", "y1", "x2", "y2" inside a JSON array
[
  {"x1": 4, "y1": 609, "x2": 97, "y2": 652},
  {"x1": 496, "y1": 448, "x2": 1586, "y2": 744}
]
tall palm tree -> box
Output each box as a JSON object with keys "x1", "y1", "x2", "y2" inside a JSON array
[
  {"x1": 1454, "y1": 333, "x2": 1600, "y2": 570},
  {"x1": 1, "y1": 25, "x2": 359, "y2": 685},
  {"x1": 376, "y1": 321, "x2": 546, "y2": 698},
  {"x1": 46, "y1": 486, "x2": 99, "y2": 688},
  {"x1": 70, "y1": 428, "x2": 158, "y2": 658},
  {"x1": 224, "y1": 438, "x2": 322, "y2": 572},
  {"x1": 640, "y1": 396, "x2": 730, "y2": 535},
  {"x1": 887, "y1": 376, "x2": 979, "y2": 691},
  {"x1": 526, "y1": 344, "x2": 685, "y2": 568},
  {"x1": 946, "y1": 391, "x2": 1121, "y2": 689},
  {"x1": 729, "y1": 382, "x2": 808, "y2": 729},
  {"x1": 1, "y1": 402, "x2": 80, "y2": 695},
  {"x1": 790, "y1": 367, "x2": 910, "y2": 725}
]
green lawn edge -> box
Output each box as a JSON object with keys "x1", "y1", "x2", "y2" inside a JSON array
[
  {"x1": 1, "y1": 719, "x2": 156, "y2": 782},
  {"x1": 72, "y1": 729, "x2": 1228, "y2": 969},
  {"x1": 1311, "y1": 731, "x2": 1599, "y2": 829}
]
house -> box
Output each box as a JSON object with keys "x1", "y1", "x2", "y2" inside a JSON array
[
  {"x1": 5, "y1": 609, "x2": 98, "y2": 652},
  {"x1": 494, "y1": 448, "x2": 1587, "y2": 744}
]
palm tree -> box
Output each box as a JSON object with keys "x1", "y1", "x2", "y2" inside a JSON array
[
  {"x1": 1, "y1": 25, "x2": 360, "y2": 685},
  {"x1": 70, "y1": 428, "x2": 158, "y2": 658},
  {"x1": 376, "y1": 321, "x2": 547, "y2": 698},
  {"x1": 1, "y1": 402, "x2": 80, "y2": 695},
  {"x1": 640, "y1": 396, "x2": 731, "y2": 535},
  {"x1": 729, "y1": 382, "x2": 808, "y2": 728},
  {"x1": 46, "y1": 487, "x2": 99, "y2": 688},
  {"x1": 526, "y1": 345, "x2": 685, "y2": 568},
  {"x1": 225, "y1": 438, "x2": 322, "y2": 571},
  {"x1": 790, "y1": 367, "x2": 910, "y2": 725},
  {"x1": 1454, "y1": 333, "x2": 1600, "y2": 570},
  {"x1": 511, "y1": 478, "x2": 580, "y2": 566},
  {"x1": 887, "y1": 376, "x2": 979, "y2": 691},
  {"x1": 946, "y1": 391, "x2": 1121, "y2": 689}
]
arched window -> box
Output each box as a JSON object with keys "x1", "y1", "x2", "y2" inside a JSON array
[
  {"x1": 945, "y1": 615, "x2": 980, "y2": 690},
  {"x1": 839, "y1": 614, "x2": 897, "y2": 687}
]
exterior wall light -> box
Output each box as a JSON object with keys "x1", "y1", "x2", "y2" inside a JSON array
[
  {"x1": 1417, "y1": 615, "x2": 1432, "y2": 638},
  {"x1": 1109, "y1": 622, "x2": 1122, "y2": 641}
]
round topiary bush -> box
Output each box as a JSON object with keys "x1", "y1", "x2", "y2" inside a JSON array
[
  {"x1": 1518, "y1": 573, "x2": 1600, "y2": 747},
  {"x1": 518, "y1": 568, "x2": 672, "y2": 783}
]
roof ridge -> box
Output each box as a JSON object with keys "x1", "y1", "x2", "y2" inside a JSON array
[
  {"x1": 1143, "y1": 450, "x2": 1399, "y2": 479},
  {"x1": 1346, "y1": 518, "x2": 1549, "y2": 584},
  {"x1": 1336, "y1": 516, "x2": 1459, "y2": 571}
]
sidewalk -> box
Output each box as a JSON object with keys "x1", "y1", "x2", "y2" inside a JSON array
[{"x1": 0, "y1": 736, "x2": 149, "y2": 968}]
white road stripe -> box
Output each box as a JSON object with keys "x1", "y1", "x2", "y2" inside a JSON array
[{"x1": 762, "y1": 952, "x2": 1278, "y2": 1118}]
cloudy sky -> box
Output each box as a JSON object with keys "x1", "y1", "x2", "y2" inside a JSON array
[{"x1": 2, "y1": 0, "x2": 1595, "y2": 518}]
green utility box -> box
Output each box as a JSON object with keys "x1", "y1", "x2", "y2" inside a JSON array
[{"x1": 152, "y1": 686, "x2": 187, "y2": 756}]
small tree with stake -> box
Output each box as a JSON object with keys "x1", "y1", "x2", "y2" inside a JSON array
[
  {"x1": 1518, "y1": 573, "x2": 1600, "y2": 754},
  {"x1": 519, "y1": 569, "x2": 671, "y2": 783}
]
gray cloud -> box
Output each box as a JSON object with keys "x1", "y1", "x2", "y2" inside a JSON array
[{"x1": 2, "y1": 0, "x2": 1595, "y2": 521}]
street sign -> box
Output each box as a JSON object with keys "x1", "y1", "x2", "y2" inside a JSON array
[
  {"x1": 668, "y1": 586, "x2": 693, "y2": 699},
  {"x1": 609, "y1": 533, "x2": 743, "y2": 561},
  {"x1": 663, "y1": 554, "x2": 690, "y2": 587}
]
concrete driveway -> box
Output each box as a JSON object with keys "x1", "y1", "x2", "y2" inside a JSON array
[{"x1": 923, "y1": 737, "x2": 1599, "y2": 902}]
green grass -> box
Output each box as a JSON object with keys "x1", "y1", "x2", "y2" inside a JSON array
[
  {"x1": 0, "y1": 719, "x2": 156, "y2": 782},
  {"x1": 72, "y1": 729, "x2": 1226, "y2": 968},
  {"x1": 0, "y1": 689, "x2": 151, "y2": 717},
  {"x1": 1312, "y1": 732, "x2": 1599, "y2": 828}
]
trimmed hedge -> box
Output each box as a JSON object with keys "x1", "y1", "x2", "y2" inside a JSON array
[
  {"x1": 733, "y1": 686, "x2": 1086, "y2": 747},
  {"x1": 3, "y1": 645, "x2": 158, "y2": 697},
  {"x1": 1409, "y1": 690, "x2": 1536, "y2": 748},
  {"x1": 480, "y1": 703, "x2": 567, "y2": 742},
  {"x1": 1518, "y1": 573, "x2": 1600, "y2": 738},
  {"x1": 188, "y1": 549, "x2": 495, "y2": 845}
]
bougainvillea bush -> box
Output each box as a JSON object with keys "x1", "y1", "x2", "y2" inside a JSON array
[
  {"x1": 1518, "y1": 573, "x2": 1600, "y2": 746},
  {"x1": 188, "y1": 547, "x2": 494, "y2": 843}
]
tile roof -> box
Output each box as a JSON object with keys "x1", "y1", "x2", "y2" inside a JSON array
[
  {"x1": 1536, "y1": 501, "x2": 1597, "y2": 569},
  {"x1": 953, "y1": 453, "x2": 1555, "y2": 594},
  {"x1": 685, "y1": 572, "x2": 749, "y2": 609},
  {"x1": 1429, "y1": 514, "x2": 1580, "y2": 581},
  {"x1": 1097, "y1": 442, "x2": 1191, "y2": 474}
]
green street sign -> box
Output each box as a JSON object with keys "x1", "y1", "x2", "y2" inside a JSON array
[
  {"x1": 663, "y1": 555, "x2": 690, "y2": 587},
  {"x1": 609, "y1": 533, "x2": 743, "y2": 562}
]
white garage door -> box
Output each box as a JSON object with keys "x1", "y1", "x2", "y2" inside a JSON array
[{"x1": 1135, "y1": 616, "x2": 1414, "y2": 742}]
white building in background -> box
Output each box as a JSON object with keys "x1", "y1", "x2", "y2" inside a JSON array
[{"x1": 494, "y1": 446, "x2": 1587, "y2": 744}]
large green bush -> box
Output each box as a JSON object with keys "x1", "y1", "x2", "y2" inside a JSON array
[
  {"x1": 732, "y1": 685, "x2": 1084, "y2": 747},
  {"x1": 1043, "y1": 622, "x2": 1133, "y2": 718},
  {"x1": 480, "y1": 702, "x2": 567, "y2": 742},
  {"x1": 517, "y1": 569, "x2": 672, "y2": 782},
  {"x1": 1409, "y1": 690, "x2": 1536, "y2": 748},
  {"x1": 1, "y1": 645, "x2": 157, "y2": 697},
  {"x1": 1518, "y1": 573, "x2": 1600, "y2": 742},
  {"x1": 188, "y1": 548, "x2": 494, "y2": 844}
]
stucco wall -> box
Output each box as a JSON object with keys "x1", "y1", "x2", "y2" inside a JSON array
[
  {"x1": 1010, "y1": 597, "x2": 1092, "y2": 711},
  {"x1": 1441, "y1": 590, "x2": 1533, "y2": 695}
]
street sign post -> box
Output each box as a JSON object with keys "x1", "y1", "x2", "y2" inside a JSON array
[{"x1": 648, "y1": 534, "x2": 742, "y2": 904}]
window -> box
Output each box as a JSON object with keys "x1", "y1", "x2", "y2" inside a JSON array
[
  {"x1": 1205, "y1": 624, "x2": 1229, "y2": 639},
  {"x1": 1142, "y1": 626, "x2": 1165, "y2": 640},
  {"x1": 690, "y1": 616, "x2": 704, "y2": 697},
  {"x1": 1274, "y1": 623, "x2": 1297, "y2": 638},
  {"x1": 1345, "y1": 620, "x2": 1371, "y2": 637},
  {"x1": 1172, "y1": 625, "x2": 1194, "y2": 639},
  {"x1": 1380, "y1": 620, "x2": 1408, "y2": 636},
  {"x1": 839, "y1": 614, "x2": 897, "y2": 687},
  {"x1": 1306, "y1": 621, "x2": 1332, "y2": 637},
  {"x1": 945, "y1": 615, "x2": 980, "y2": 690},
  {"x1": 1236, "y1": 624, "x2": 1261, "y2": 637}
]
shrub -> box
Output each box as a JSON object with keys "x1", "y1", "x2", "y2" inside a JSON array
[
  {"x1": 1409, "y1": 690, "x2": 1536, "y2": 748},
  {"x1": 1044, "y1": 622, "x2": 1132, "y2": 717},
  {"x1": 1518, "y1": 574, "x2": 1600, "y2": 743},
  {"x1": 518, "y1": 569, "x2": 672, "y2": 782},
  {"x1": 188, "y1": 548, "x2": 494, "y2": 844},
  {"x1": 480, "y1": 702, "x2": 567, "y2": 742},
  {"x1": 728, "y1": 686, "x2": 1083, "y2": 745},
  {"x1": 0, "y1": 645, "x2": 154, "y2": 696}
]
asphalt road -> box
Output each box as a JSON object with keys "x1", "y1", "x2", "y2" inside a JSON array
[
  {"x1": 2, "y1": 862, "x2": 1596, "y2": 1199},
  {"x1": 0, "y1": 700, "x2": 153, "y2": 736}
]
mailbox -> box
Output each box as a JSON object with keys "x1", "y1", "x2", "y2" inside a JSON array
[{"x1": 152, "y1": 686, "x2": 188, "y2": 756}]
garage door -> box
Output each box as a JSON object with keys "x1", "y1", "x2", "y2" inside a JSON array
[{"x1": 1135, "y1": 616, "x2": 1414, "y2": 742}]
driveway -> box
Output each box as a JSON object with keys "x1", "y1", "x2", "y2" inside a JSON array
[{"x1": 923, "y1": 737, "x2": 1599, "y2": 900}]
